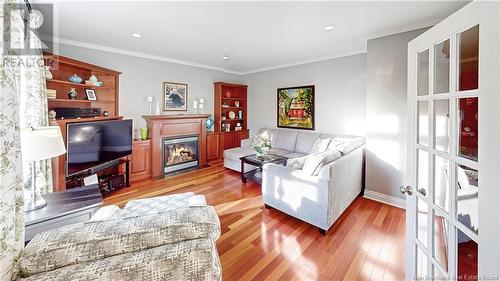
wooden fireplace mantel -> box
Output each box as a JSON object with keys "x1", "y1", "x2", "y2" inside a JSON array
[{"x1": 143, "y1": 114, "x2": 211, "y2": 178}]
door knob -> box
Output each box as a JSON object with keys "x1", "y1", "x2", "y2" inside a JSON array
[
  {"x1": 418, "y1": 188, "x2": 427, "y2": 197},
  {"x1": 400, "y1": 185, "x2": 413, "y2": 195}
]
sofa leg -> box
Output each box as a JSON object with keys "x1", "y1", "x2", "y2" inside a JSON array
[
  {"x1": 318, "y1": 228, "x2": 327, "y2": 235},
  {"x1": 264, "y1": 204, "x2": 271, "y2": 209}
]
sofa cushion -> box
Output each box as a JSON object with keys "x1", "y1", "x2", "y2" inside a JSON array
[
  {"x1": 286, "y1": 155, "x2": 309, "y2": 169},
  {"x1": 19, "y1": 206, "x2": 221, "y2": 277},
  {"x1": 302, "y1": 150, "x2": 342, "y2": 176},
  {"x1": 310, "y1": 138, "x2": 331, "y2": 154},
  {"x1": 274, "y1": 130, "x2": 298, "y2": 151},
  {"x1": 284, "y1": 152, "x2": 307, "y2": 159},
  {"x1": 330, "y1": 136, "x2": 365, "y2": 155},
  {"x1": 224, "y1": 147, "x2": 254, "y2": 161},
  {"x1": 294, "y1": 132, "x2": 320, "y2": 154},
  {"x1": 269, "y1": 148, "x2": 293, "y2": 156}
]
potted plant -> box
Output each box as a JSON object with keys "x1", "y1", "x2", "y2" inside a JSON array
[{"x1": 250, "y1": 132, "x2": 271, "y2": 159}]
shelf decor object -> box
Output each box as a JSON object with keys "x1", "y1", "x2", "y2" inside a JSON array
[{"x1": 68, "y1": 74, "x2": 83, "y2": 83}]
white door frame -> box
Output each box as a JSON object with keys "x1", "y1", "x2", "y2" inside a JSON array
[{"x1": 406, "y1": 1, "x2": 500, "y2": 279}]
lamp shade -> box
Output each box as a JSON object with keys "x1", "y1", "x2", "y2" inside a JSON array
[{"x1": 21, "y1": 126, "x2": 66, "y2": 161}]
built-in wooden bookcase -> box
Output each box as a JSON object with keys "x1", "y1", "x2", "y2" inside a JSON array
[
  {"x1": 43, "y1": 53, "x2": 121, "y2": 191},
  {"x1": 214, "y1": 82, "x2": 248, "y2": 133},
  {"x1": 210, "y1": 82, "x2": 250, "y2": 157},
  {"x1": 44, "y1": 52, "x2": 121, "y2": 119}
]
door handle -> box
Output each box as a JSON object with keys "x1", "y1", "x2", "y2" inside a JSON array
[
  {"x1": 400, "y1": 185, "x2": 413, "y2": 195},
  {"x1": 417, "y1": 188, "x2": 427, "y2": 197}
]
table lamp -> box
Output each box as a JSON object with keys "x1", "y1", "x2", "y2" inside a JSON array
[{"x1": 21, "y1": 126, "x2": 66, "y2": 211}]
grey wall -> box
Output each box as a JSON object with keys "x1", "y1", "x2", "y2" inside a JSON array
[
  {"x1": 57, "y1": 44, "x2": 242, "y2": 130},
  {"x1": 243, "y1": 54, "x2": 367, "y2": 136},
  {"x1": 365, "y1": 28, "x2": 427, "y2": 199}
]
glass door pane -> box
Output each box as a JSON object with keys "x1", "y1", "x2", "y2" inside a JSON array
[
  {"x1": 418, "y1": 101, "x2": 429, "y2": 146},
  {"x1": 434, "y1": 156, "x2": 449, "y2": 212},
  {"x1": 434, "y1": 39, "x2": 450, "y2": 94},
  {"x1": 417, "y1": 197, "x2": 428, "y2": 248},
  {"x1": 456, "y1": 164, "x2": 478, "y2": 234},
  {"x1": 458, "y1": 97, "x2": 478, "y2": 161},
  {"x1": 457, "y1": 228, "x2": 478, "y2": 280},
  {"x1": 418, "y1": 49, "x2": 430, "y2": 96},
  {"x1": 434, "y1": 99, "x2": 450, "y2": 152},
  {"x1": 458, "y1": 25, "x2": 479, "y2": 91},
  {"x1": 433, "y1": 213, "x2": 449, "y2": 271}
]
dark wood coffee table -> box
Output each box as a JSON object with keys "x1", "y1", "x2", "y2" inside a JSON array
[{"x1": 240, "y1": 154, "x2": 288, "y2": 183}]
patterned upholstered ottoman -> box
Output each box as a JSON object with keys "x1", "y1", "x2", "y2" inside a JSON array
[{"x1": 17, "y1": 193, "x2": 221, "y2": 281}]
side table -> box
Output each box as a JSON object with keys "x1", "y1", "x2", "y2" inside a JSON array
[{"x1": 24, "y1": 184, "x2": 103, "y2": 242}]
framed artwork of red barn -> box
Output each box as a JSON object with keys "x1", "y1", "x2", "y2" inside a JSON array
[{"x1": 277, "y1": 85, "x2": 315, "y2": 130}]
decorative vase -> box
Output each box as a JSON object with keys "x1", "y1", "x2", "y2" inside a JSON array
[
  {"x1": 140, "y1": 128, "x2": 148, "y2": 140},
  {"x1": 67, "y1": 88, "x2": 78, "y2": 100},
  {"x1": 68, "y1": 74, "x2": 83, "y2": 84},
  {"x1": 44, "y1": 66, "x2": 53, "y2": 79},
  {"x1": 206, "y1": 116, "x2": 214, "y2": 129}
]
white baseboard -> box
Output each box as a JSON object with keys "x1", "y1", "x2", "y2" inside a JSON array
[{"x1": 363, "y1": 189, "x2": 406, "y2": 209}]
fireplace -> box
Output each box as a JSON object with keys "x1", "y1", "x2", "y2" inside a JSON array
[{"x1": 163, "y1": 136, "x2": 199, "y2": 174}]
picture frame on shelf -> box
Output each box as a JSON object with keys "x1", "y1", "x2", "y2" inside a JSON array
[
  {"x1": 85, "y1": 89, "x2": 97, "y2": 101},
  {"x1": 163, "y1": 81, "x2": 188, "y2": 111}
]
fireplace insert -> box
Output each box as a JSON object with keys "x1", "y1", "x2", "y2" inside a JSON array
[{"x1": 163, "y1": 136, "x2": 199, "y2": 174}]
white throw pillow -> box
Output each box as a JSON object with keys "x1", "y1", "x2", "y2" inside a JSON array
[
  {"x1": 302, "y1": 149, "x2": 342, "y2": 176},
  {"x1": 310, "y1": 138, "x2": 331, "y2": 154},
  {"x1": 287, "y1": 155, "x2": 309, "y2": 169}
]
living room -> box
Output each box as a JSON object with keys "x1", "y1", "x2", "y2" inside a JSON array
[{"x1": 1, "y1": 1, "x2": 500, "y2": 280}]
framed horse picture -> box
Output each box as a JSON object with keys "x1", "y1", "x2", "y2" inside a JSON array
[{"x1": 163, "y1": 82, "x2": 188, "y2": 111}]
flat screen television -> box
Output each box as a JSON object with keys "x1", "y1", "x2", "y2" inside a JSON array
[{"x1": 66, "y1": 119, "x2": 132, "y2": 177}]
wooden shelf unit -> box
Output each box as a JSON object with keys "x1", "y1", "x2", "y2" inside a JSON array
[
  {"x1": 208, "y1": 82, "x2": 250, "y2": 160},
  {"x1": 214, "y1": 82, "x2": 248, "y2": 133},
  {"x1": 44, "y1": 52, "x2": 121, "y2": 117},
  {"x1": 44, "y1": 53, "x2": 121, "y2": 191}
]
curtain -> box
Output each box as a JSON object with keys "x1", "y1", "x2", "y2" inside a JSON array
[
  {"x1": 19, "y1": 9, "x2": 53, "y2": 208},
  {"x1": 0, "y1": 1, "x2": 25, "y2": 280}
]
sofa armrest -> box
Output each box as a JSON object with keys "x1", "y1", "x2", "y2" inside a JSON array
[
  {"x1": 19, "y1": 206, "x2": 220, "y2": 277},
  {"x1": 240, "y1": 138, "x2": 252, "y2": 148}
]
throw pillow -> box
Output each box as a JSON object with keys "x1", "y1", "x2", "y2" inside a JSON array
[
  {"x1": 310, "y1": 138, "x2": 331, "y2": 154},
  {"x1": 287, "y1": 155, "x2": 309, "y2": 169},
  {"x1": 302, "y1": 149, "x2": 342, "y2": 176}
]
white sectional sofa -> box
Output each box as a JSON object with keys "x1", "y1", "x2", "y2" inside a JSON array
[{"x1": 224, "y1": 128, "x2": 365, "y2": 234}]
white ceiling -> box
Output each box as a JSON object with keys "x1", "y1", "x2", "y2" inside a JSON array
[{"x1": 39, "y1": 1, "x2": 468, "y2": 74}]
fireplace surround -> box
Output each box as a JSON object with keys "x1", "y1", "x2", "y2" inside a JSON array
[{"x1": 143, "y1": 114, "x2": 210, "y2": 179}]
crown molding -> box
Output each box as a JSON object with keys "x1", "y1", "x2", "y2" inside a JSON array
[
  {"x1": 239, "y1": 49, "x2": 367, "y2": 75},
  {"x1": 363, "y1": 18, "x2": 438, "y2": 41},
  {"x1": 43, "y1": 36, "x2": 242, "y2": 75},
  {"x1": 44, "y1": 36, "x2": 369, "y2": 76}
]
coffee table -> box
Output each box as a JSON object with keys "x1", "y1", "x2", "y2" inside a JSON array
[{"x1": 240, "y1": 154, "x2": 288, "y2": 183}]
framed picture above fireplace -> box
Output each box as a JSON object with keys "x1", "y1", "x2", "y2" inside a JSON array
[
  {"x1": 163, "y1": 81, "x2": 188, "y2": 111},
  {"x1": 277, "y1": 85, "x2": 315, "y2": 130}
]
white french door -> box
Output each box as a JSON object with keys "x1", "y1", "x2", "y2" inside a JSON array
[{"x1": 405, "y1": 2, "x2": 500, "y2": 280}]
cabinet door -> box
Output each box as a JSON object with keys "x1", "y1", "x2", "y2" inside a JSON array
[
  {"x1": 130, "y1": 141, "x2": 151, "y2": 181},
  {"x1": 235, "y1": 131, "x2": 249, "y2": 147},
  {"x1": 223, "y1": 133, "x2": 235, "y2": 150},
  {"x1": 207, "y1": 133, "x2": 220, "y2": 161}
]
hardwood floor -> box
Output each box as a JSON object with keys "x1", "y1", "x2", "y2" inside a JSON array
[{"x1": 104, "y1": 165, "x2": 406, "y2": 281}]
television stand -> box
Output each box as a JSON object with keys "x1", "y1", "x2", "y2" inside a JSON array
[{"x1": 66, "y1": 158, "x2": 130, "y2": 195}]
